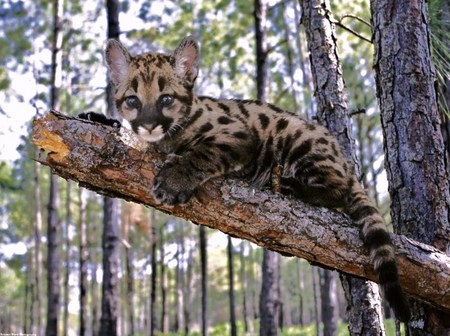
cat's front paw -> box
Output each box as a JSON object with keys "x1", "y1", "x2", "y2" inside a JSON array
[
  {"x1": 152, "y1": 165, "x2": 196, "y2": 205},
  {"x1": 78, "y1": 112, "x2": 121, "y2": 128}
]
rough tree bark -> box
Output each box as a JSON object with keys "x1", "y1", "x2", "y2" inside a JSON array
[
  {"x1": 371, "y1": 0, "x2": 450, "y2": 334},
  {"x1": 300, "y1": 1, "x2": 385, "y2": 334},
  {"x1": 32, "y1": 111, "x2": 450, "y2": 313}
]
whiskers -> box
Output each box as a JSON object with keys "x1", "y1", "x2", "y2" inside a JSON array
[{"x1": 166, "y1": 121, "x2": 185, "y2": 139}]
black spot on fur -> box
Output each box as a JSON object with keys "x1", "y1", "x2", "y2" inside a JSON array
[
  {"x1": 288, "y1": 139, "x2": 313, "y2": 165},
  {"x1": 237, "y1": 102, "x2": 250, "y2": 117},
  {"x1": 199, "y1": 122, "x2": 213, "y2": 133},
  {"x1": 276, "y1": 118, "x2": 289, "y2": 132},
  {"x1": 258, "y1": 113, "x2": 270, "y2": 130},
  {"x1": 185, "y1": 108, "x2": 204, "y2": 127},
  {"x1": 316, "y1": 137, "x2": 329, "y2": 145},
  {"x1": 218, "y1": 116, "x2": 235, "y2": 124},
  {"x1": 218, "y1": 102, "x2": 230, "y2": 114},
  {"x1": 233, "y1": 131, "x2": 248, "y2": 140}
]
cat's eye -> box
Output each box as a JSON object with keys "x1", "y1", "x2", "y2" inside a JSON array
[
  {"x1": 125, "y1": 96, "x2": 141, "y2": 109},
  {"x1": 160, "y1": 94, "x2": 174, "y2": 107}
]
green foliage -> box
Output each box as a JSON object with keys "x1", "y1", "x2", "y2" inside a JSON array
[{"x1": 429, "y1": 0, "x2": 450, "y2": 116}]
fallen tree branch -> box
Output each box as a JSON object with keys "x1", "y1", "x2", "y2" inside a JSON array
[{"x1": 32, "y1": 111, "x2": 450, "y2": 312}]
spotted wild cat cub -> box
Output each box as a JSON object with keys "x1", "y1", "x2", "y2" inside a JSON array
[{"x1": 81, "y1": 36, "x2": 410, "y2": 322}]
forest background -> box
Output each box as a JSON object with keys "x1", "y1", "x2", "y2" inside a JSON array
[{"x1": 0, "y1": 0, "x2": 449, "y2": 335}]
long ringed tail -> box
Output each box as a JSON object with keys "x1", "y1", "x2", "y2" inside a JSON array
[{"x1": 346, "y1": 176, "x2": 411, "y2": 322}]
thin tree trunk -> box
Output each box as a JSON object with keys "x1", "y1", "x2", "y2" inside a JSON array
[
  {"x1": 149, "y1": 211, "x2": 157, "y2": 336},
  {"x1": 62, "y1": 181, "x2": 71, "y2": 336},
  {"x1": 99, "y1": 197, "x2": 120, "y2": 336},
  {"x1": 296, "y1": 260, "x2": 304, "y2": 326},
  {"x1": 24, "y1": 248, "x2": 32, "y2": 334},
  {"x1": 46, "y1": 0, "x2": 64, "y2": 335},
  {"x1": 79, "y1": 187, "x2": 88, "y2": 336},
  {"x1": 319, "y1": 270, "x2": 338, "y2": 336},
  {"x1": 199, "y1": 226, "x2": 208, "y2": 336},
  {"x1": 371, "y1": 0, "x2": 450, "y2": 333},
  {"x1": 99, "y1": 1, "x2": 121, "y2": 334},
  {"x1": 259, "y1": 250, "x2": 280, "y2": 336},
  {"x1": 90, "y1": 218, "x2": 100, "y2": 336},
  {"x1": 240, "y1": 241, "x2": 249, "y2": 334},
  {"x1": 255, "y1": 1, "x2": 281, "y2": 335},
  {"x1": 311, "y1": 267, "x2": 321, "y2": 336},
  {"x1": 160, "y1": 226, "x2": 169, "y2": 334},
  {"x1": 184, "y1": 241, "x2": 195, "y2": 336},
  {"x1": 123, "y1": 211, "x2": 135, "y2": 336},
  {"x1": 175, "y1": 221, "x2": 185, "y2": 333},
  {"x1": 33, "y1": 154, "x2": 43, "y2": 336},
  {"x1": 227, "y1": 236, "x2": 237, "y2": 336}
]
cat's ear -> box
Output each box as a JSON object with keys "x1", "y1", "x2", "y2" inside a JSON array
[
  {"x1": 105, "y1": 39, "x2": 132, "y2": 85},
  {"x1": 172, "y1": 36, "x2": 199, "y2": 85}
]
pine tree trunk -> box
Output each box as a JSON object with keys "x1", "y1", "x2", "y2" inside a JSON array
[
  {"x1": 199, "y1": 226, "x2": 208, "y2": 336},
  {"x1": 370, "y1": 0, "x2": 450, "y2": 334},
  {"x1": 79, "y1": 187, "x2": 88, "y2": 336},
  {"x1": 33, "y1": 155, "x2": 43, "y2": 336},
  {"x1": 227, "y1": 236, "x2": 237, "y2": 336},
  {"x1": 240, "y1": 241, "x2": 249, "y2": 333},
  {"x1": 62, "y1": 181, "x2": 71, "y2": 336},
  {"x1": 175, "y1": 221, "x2": 185, "y2": 332},
  {"x1": 319, "y1": 270, "x2": 338, "y2": 336},
  {"x1": 254, "y1": 1, "x2": 281, "y2": 334},
  {"x1": 99, "y1": 197, "x2": 120, "y2": 336},
  {"x1": 259, "y1": 250, "x2": 280, "y2": 336},
  {"x1": 160, "y1": 226, "x2": 169, "y2": 334},
  {"x1": 46, "y1": 1, "x2": 64, "y2": 334},
  {"x1": 149, "y1": 212, "x2": 157, "y2": 336},
  {"x1": 311, "y1": 267, "x2": 321, "y2": 335},
  {"x1": 296, "y1": 260, "x2": 304, "y2": 326},
  {"x1": 90, "y1": 208, "x2": 100, "y2": 336},
  {"x1": 184, "y1": 242, "x2": 195, "y2": 336}
]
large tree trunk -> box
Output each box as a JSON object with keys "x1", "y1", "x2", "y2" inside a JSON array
[
  {"x1": 300, "y1": 0, "x2": 386, "y2": 334},
  {"x1": 32, "y1": 111, "x2": 450, "y2": 313},
  {"x1": 371, "y1": 0, "x2": 450, "y2": 334},
  {"x1": 46, "y1": 0, "x2": 64, "y2": 335}
]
